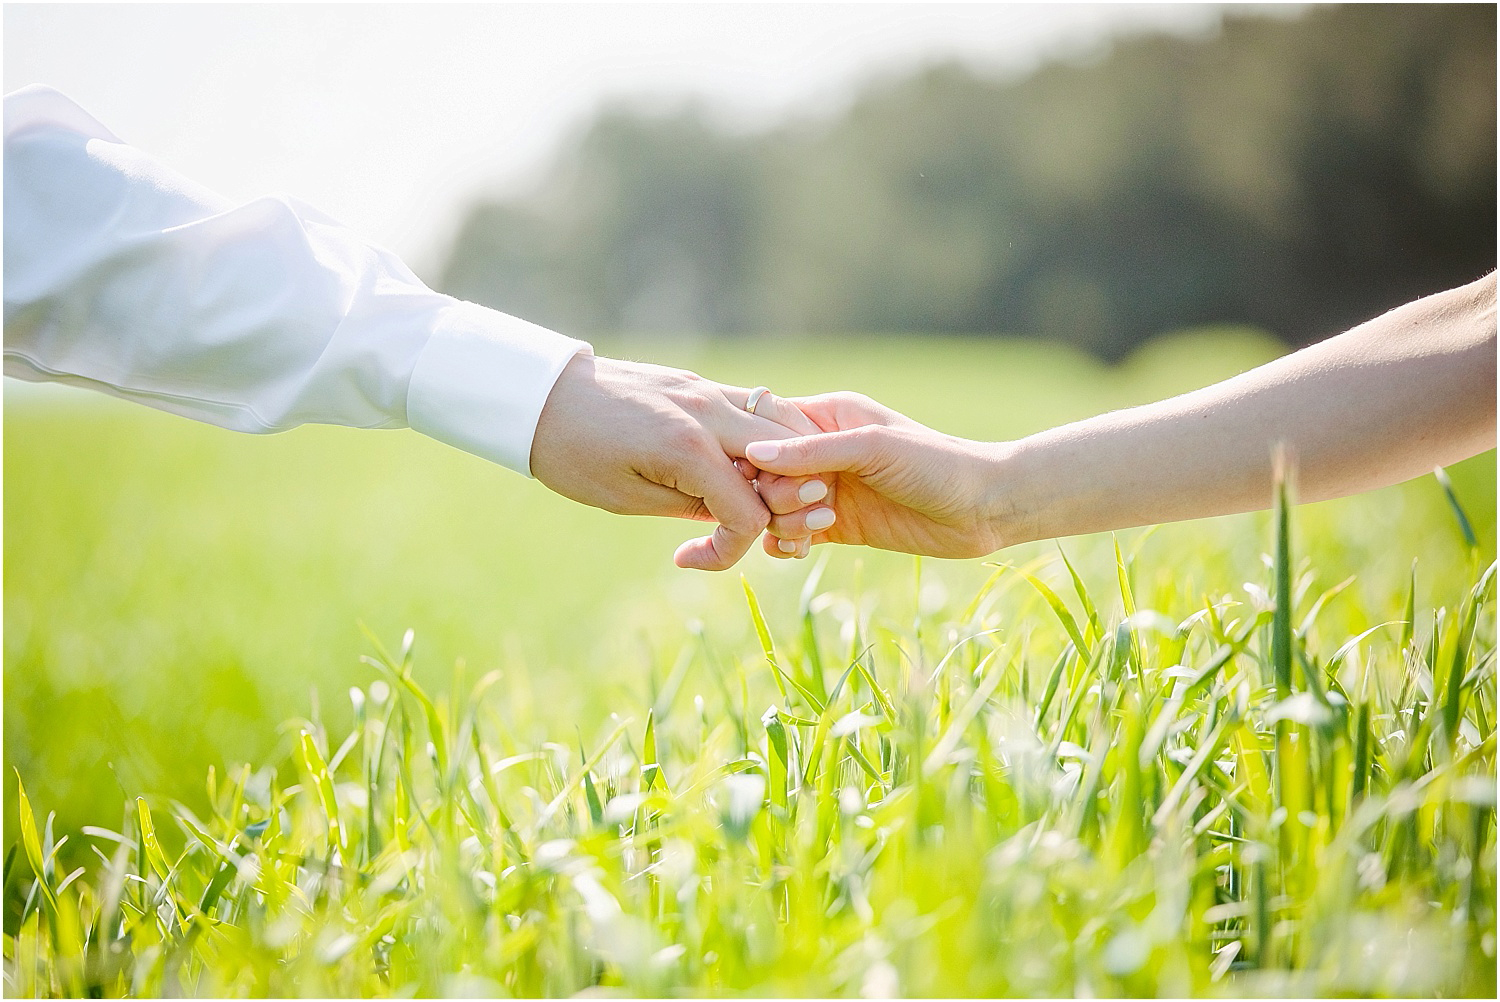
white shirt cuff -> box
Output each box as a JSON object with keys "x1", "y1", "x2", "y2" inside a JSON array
[{"x1": 406, "y1": 299, "x2": 591, "y2": 477}]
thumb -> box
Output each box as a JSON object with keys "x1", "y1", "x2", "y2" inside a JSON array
[{"x1": 744, "y1": 427, "x2": 887, "y2": 477}]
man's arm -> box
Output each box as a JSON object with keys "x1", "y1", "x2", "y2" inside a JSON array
[
  {"x1": 3, "y1": 85, "x2": 795, "y2": 569},
  {"x1": 3, "y1": 84, "x2": 588, "y2": 475}
]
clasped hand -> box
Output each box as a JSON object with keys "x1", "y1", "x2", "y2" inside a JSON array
[
  {"x1": 531, "y1": 354, "x2": 999, "y2": 570},
  {"x1": 530, "y1": 277, "x2": 1496, "y2": 568}
]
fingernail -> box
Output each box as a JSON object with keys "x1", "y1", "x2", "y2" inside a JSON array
[
  {"x1": 805, "y1": 507, "x2": 836, "y2": 531},
  {"x1": 778, "y1": 539, "x2": 798, "y2": 553},
  {"x1": 746, "y1": 442, "x2": 779, "y2": 463},
  {"x1": 798, "y1": 480, "x2": 827, "y2": 504}
]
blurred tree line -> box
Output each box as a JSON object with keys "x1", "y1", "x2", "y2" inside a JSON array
[{"x1": 440, "y1": 4, "x2": 1496, "y2": 359}]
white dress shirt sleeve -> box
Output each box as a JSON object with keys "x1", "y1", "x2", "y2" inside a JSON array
[{"x1": 2, "y1": 85, "x2": 590, "y2": 477}]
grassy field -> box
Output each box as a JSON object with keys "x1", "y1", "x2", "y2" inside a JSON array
[{"x1": 4, "y1": 331, "x2": 1495, "y2": 995}]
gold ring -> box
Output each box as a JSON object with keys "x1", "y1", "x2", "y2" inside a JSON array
[{"x1": 745, "y1": 386, "x2": 771, "y2": 414}]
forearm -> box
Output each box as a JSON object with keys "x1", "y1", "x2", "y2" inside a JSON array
[
  {"x1": 3, "y1": 86, "x2": 588, "y2": 476},
  {"x1": 989, "y1": 274, "x2": 1497, "y2": 545}
]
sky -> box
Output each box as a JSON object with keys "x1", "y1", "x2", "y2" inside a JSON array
[{"x1": 4, "y1": 3, "x2": 1281, "y2": 278}]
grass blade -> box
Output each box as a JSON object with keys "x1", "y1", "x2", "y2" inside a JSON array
[
  {"x1": 763, "y1": 707, "x2": 791, "y2": 814},
  {"x1": 1057, "y1": 544, "x2": 1103, "y2": 644},
  {"x1": 1005, "y1": 564, "x2": 1092, "y2": 661},
  {"x1": 1271, "y1": 456, "x2": 1294, "y2": 699},
  {"x1": 297, "y1": 730, "x2": 348, "y2": 861},
  {"x1": 15, "y1": 773, "x2": 59, "y2": 918},
  {"x1": 1434, "y1": 466, "x2": 1478, "y2": 551},
  {"x1": 642, "y1": 709, "x2": 669, "y2": 793}
]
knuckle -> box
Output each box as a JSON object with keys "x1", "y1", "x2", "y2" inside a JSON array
[
  {"x1": 764, "y1": 490, "x2": 802, "y2": 516},
  {"x1": 662, "y1": 422, "x2": 706, "y2": 456},
  {"x1": 766, "y1": 514, "x2": 795, "y2": 538},
  {"x1": 730, "y1": 501, "x2": 771, "y2": 534},
  {"x1": 677, "y1": 389, "x2": 713, "y2": 419},
  {"x1": 780, "y1": 437, "x2": 812, "y2": 460}
]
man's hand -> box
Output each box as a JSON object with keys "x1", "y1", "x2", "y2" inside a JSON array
[{"x1": 530, "y1": 354, "x2": 822, "y2": 570}]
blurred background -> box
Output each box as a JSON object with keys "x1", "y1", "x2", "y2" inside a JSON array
[
  {"x1": 8, "y1": 4, "x2": 1493, "y2": 358},
  {"x1": 4, "y1": 4, "x2": 1496, "y2": 835},
  {"x1": 439, "y1": 3, "x2": 1497, "y2": 359}
]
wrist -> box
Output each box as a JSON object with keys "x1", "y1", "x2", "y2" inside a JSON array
[
  {"x1": 969, "y1": 438, "x2": 1040, "y2": 550},
  {"x1": 408, "y1": 299, "x2": 591, "y2": 477},
  {"x1": 529, "y1": 351, "x2": 602, "y2": 494}
]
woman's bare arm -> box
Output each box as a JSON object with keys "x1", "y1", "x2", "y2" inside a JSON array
[
  {"x1": 744, "y1": 274, "x2": 1496, "y2": 558},
  {"x1": 997, "y1": 272, "x2": 1496, "y2": 545}
]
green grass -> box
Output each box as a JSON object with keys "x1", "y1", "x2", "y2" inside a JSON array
[{"x1": 4, "y1": 331, "x2": 1496, "y2": 995}]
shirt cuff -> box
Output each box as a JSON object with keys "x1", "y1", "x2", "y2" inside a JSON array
[{"x1": 406, "y1": 299, "x2": 591, "y2": 477}]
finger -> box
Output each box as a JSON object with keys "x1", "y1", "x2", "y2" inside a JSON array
[
  {"x1": 756, "y1": 472, "x2": 829, "y2": 515},
  {"x1": 736, "y1": 390, "x2": 841, "y2": 515},
  {"x1": 780, "y1": 391, "x2": 892, "y2": 433},
  {"x1": 731, "y1": 386, "x2": 820, "y2": 433},
  {"x1": 744, "y1": 427, "x2": 890, "y2": 478},
  {"x1": 671, "y1": 450, "x2": 773, "y2": 572},
  {"x1": 749, "y1": 389, "x2": 821, "y2": 436},
  {"x1": 764, "y1": 532, "x2": 813, "y2": 559},
  {"x1": 766, "y1": 505, "x2": 836, "y2": 540},
  {"x1": 674, "y1": 522, "x2": 762, "y2": 571},
  {"x1": 713, "y1": 387, "x2": 821, "y2": 455},
  {"x1": 733, "y1": 458, "x2": 760, "y2": 482}
]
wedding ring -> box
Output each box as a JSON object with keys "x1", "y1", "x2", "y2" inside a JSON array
[{"x1": 745, "y1": 386, "x2": 772, "y2": 415}]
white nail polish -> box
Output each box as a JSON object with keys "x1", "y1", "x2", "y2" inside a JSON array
[
  {"x1": 805, "y1": 507, "x2": 836, "y2": 531},
  {"x1": 798, "y1": 480, "x2": 828, "y2": 504},
  {"x1": 746, "y1": 442, "x2": 779, "y2": 463},
  {"x1": 778, "y1": 539, "x2": 798, "y2": 553}
]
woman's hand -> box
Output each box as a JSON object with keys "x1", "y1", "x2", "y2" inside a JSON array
[{"x1": 744, "y1": 392, "x2": 1012, "y2": 560}]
